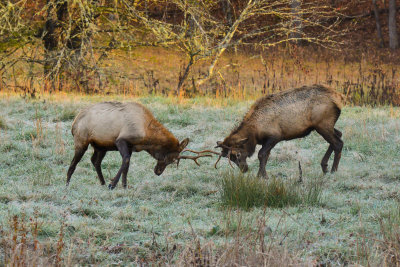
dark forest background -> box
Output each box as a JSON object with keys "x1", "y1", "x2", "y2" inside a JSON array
[{"x1": 1, "y1": 0, "x2": 400, "y2": 105}]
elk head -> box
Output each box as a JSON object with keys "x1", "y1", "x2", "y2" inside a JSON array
[
  {"x1": 153, "y1": 138, "x2": 190, "y2": 175},
  {"x1": 215, "y1": 137, "x2": 250, "y2": 173}
]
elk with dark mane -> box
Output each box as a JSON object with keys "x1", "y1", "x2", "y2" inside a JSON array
[{"x1": 215, "y1": 85, "x2": 344, "y2": 178}]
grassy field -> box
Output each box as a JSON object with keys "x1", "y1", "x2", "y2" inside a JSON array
[{"x1": 0, "y1": 92, "x2": 400, "y2": 265}]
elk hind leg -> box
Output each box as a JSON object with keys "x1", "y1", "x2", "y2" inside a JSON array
[
  {"x1": 66, "y1": 145, "x2": 88, "y2": 186},
  {"x1": 331, "y1": 129, "x2": 343, "y2": 173},
  {"x1": 91, "y1": 149, "x2": 107, "y2": 185},
  {"x1": 317, "y1": 128, "x2": 343, "y2": 174}
]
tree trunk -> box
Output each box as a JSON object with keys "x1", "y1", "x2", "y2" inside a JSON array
[
  {"x1": 388, "y1": 0, "x2": 399, "y2": 49},
  {"x1": 42, "y1": 1, "x2": 58, "y2": 77},
  {"x1": 177, "y1": 55, "x2": 194, "y2": 95},
  {"x1": 290, "y1": 0, "x2": 303, "y2": 43},
  {"x1": 42, "y1": 0, "x2": 68, "y2": 83},
  {"x1": 222, "y1": 0, "x2": 233, "y2": 26},
  {"x1": 372, "y1": 0, "x2": 385, "y2": 47}
]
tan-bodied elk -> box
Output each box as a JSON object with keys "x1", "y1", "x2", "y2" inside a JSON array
[
  {"x1": 215, "y1": 85, "x2": 344, "y2": 178},
  {"x1": 67, "y1": 101, "x2": 212, "y2": 189}
]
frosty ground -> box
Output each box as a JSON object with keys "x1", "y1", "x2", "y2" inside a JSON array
[{"x1": 0, "y1": 93, "x2": 399, "y2": 265}]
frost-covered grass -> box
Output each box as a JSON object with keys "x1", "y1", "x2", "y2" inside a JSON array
[{"x1": 0, "y1": 93, "x2": 400, "y2": 265}]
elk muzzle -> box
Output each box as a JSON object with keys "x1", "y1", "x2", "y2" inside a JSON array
[
  {"x1": 239, "y1": 162, "x2": 249, "y2": 173},
  {"x1": 154, "y1": 162, "x2": 166, "y2": 176}
]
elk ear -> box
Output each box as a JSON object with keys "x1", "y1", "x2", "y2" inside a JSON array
[
  {"x1": 215, "y1": 141, "x2": 223, "y2": 148},
  {"x1": 237, "y1": 137, "x2": 249, "y2": 146},
  {"x1": 179, "y1": 138, "x2": 190, "y2": 151}
]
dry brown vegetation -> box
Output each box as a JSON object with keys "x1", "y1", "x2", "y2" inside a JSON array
[
  {"x1": 3, "y1": 45, "x2": 400, "y2": 105},
  {"x1": 0, "y1": 213, "x2": 308, "y2": 266}
]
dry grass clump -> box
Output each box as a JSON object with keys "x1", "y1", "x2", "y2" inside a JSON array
[
  {"x1": 177, "y1": 218, "x2": 307, "y2": 267},
  {"x1": 177, "y1": 239, "x2": 305, "y2": 266},
  {"x1": 377, "y1": 205, "x2": 400, "y2": 266},
  {"x1": 0, "y1": 214, "x2": 63, "y2": 267},
  {"x1": 0, "y1": 214, "x2": 307, "y2": 266}
]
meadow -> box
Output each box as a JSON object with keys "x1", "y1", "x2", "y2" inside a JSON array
[{"x1": 0, "y1": 92, "x2": 400, "y2": 265}]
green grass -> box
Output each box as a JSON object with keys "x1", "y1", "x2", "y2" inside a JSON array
[
  {"x1": 0, "y1": 116, "x2": 7, "y2": 129},
  {"x1": 220, "y1": 173, "x2": 322, "y2": 210},
  {"x1": 0, "y1": 93, "x2": 400, "y2": 265},
  {"x1": 56, "y1": 106, "x2": 78, "y2": 122}
]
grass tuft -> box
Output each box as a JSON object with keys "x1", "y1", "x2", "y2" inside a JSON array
[
  {"x1": 220, "y1": 172, "x2": 322, "y2": 210},
  {"x1": 220, "y1": 173, "x2": 269, "y2": 210},
  {"x1": 0, "y1": 116, "x2": 7, "y2": 129},
  {"x1": 57, "y1": 106, "x2": 78, "y2": 121},
  {"x1": 378, "y1": 203, "x2": 400, "y2": 265}
]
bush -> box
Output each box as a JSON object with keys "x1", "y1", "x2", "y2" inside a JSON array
[{"x1": 220, "y1": 172, "x2": 322, "y2": 210}]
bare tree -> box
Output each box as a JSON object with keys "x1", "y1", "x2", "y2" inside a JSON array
[
  {"x1": 0, "y1": 0, "x2": 342, "y2": 95},
  {"x1": 388, "y1": 0, "x2": 399, "y2": 49},
  {"x1": 372, "y1": 0, "x2": 385, "y2": 48}
]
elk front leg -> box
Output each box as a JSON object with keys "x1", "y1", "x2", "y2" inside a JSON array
[
  {"x1": 257, "y1": 139, "x2": 277, "y2": 179},
  {"x1": 121, "y1": 149, "x2": 133, "y2": 188},
  {"x1": 109, "y1": 139, "x2": 132, "y2": 190}
]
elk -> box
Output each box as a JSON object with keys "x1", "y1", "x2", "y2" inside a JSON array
[
  {"x1": 66, "y1": 101, "x2": 212, "y2": 189},
  {"x1": 215, "y1": 85, "x2": 344, "y2": 178}
]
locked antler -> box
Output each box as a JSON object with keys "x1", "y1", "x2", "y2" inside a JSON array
[
  {"x1": 214, "y1": 142, "x2": 234, "y2": 169},
  {"x1": 177, "y1": 149, "x2": 217, "y2": 167},
  {"x1": 182, "y1": 149, "x2": 221, "y2": 156}
]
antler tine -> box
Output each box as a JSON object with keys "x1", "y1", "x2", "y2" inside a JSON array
[
  {"x1": 214, "y1": 154, "x2": 222, "y2": 169},
  {"x1": 181, "y1": 149, "x2": 221, "y2": 155},
  {"x1": 178, "y1": 154, "x2": 212, "y2": 166},
  {"x1": 226, "y1": 150, "x2": 234, "y2": 169}
]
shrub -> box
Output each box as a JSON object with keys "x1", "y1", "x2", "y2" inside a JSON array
[{"x1": 220, "y1": 172, "x2": 322, "y2": 210}]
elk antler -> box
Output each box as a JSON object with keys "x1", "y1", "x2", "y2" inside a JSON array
[
  {"x1": 177, "y1": 154, "x2": 212, "y2": 167},
  {"x1": 182, "y1": 149, "x2": 221, "y2": 156},
  {"x1": 213, "y1": 149, "x2": 234, "y2": 169},
  {"x1": 215, "y1": 142, "x2": 231, "y2": 149},
  {"x1": 214, "y1": 155, "x2": 222, "y2": 169},
  {"x1": 226, "y1": 150, "x2": 234, "y2": 169},
  {"x1": 177, "y1": 149, "x2": 217, "y2": 167}
]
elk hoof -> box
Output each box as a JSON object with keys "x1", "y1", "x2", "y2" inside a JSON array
[
  {"x1": 257, "y1": 171, "x2": 268, "y2": 179},
  {"x1": 108, "y1": 184, "x2": 115, "y2": 190},
  {"x1": 321, "y1": 164, "x2": 328, "y2": 174}
]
